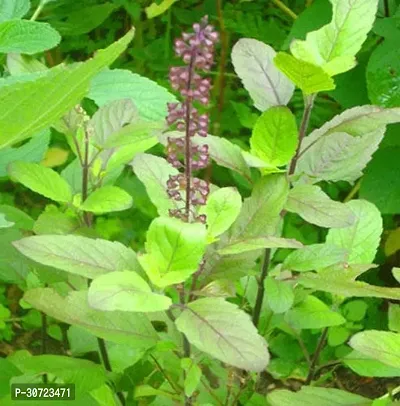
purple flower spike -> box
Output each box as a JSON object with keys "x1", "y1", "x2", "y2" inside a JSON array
[{"x1": 165, "y1": 16, "x2": 218, "y2": 223}]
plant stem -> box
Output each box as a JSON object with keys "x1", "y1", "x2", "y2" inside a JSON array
[
  {"x1": 80, "y1": 127, "x2": 125, "y2": 406},
  {"x1": 305, "y1": 327, "x2": 328, "y2": 384},
  {"x1": 252, "y1": 94, "x2": 316, "y2": 329},
  {"x1": 41, "y1": 312, "x2": 48, "y2": 384},
  {"x1": 252, "y1": 248, "x2": 271, "y2": 326},
  {"x1": 150, "y1": 355, "x2": 181, "y2": 395},
  {"x1": 30, "y1": 1, "x2": 44, "y2": 21},
  {"x1": 271, "y1": 0, "x2": 298, "y2": 20},
  {"x1": 383, "y1": 0, "x2": 390, "y2": 16},
  {"x1": 289, "y1": 94, "x2": 316, "y2": 176}
]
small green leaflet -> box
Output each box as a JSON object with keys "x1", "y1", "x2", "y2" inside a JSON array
[
  {"x1": 88, "y1": 271, "x2": 172, "y2": 312},
  {"x1": 349, "y1": 330, "x2": 400, "y2": 368},
  {"x1": 285, "y1": 184, "x2": 355, "y2": 228},
  {"x1": 14, "y1": 235, "x2": 140, "y2": 279},
  {"x1": 0, "y1": 20, "x2": 60, "y2": 54},
  {"x1": 0, "y1": 0, "x2": 30, "y2": 22},
  {"x1": 250, "y1": 106, "x2": 298, "y2": 167},
  {"x1": 8, "y1": 161, "x2": 72, "y2": 203},
  {"x1": 180, "y1": 358, "x2": 202, "y2": 397},
  {"x1": 139, "y1": 217, "x2": 206, "y2": 288},
  {"x1": 283, "y1": 243, "x2": 348, "y2": 272},
  {"x1": 80, "y1": 186, "x2": 133, "y2": 215},
  {"x1": 326, "y1": 200, "x2": 382, "y2": 264},
  {"x1": 202, "y1": 187, "x2": 242, "y2": 240},
  {"x1": 267, "y1": 386, "x2": 371, "y2": 406},
  {"x1": 285, "y1": 295, "x2": 345, "y2": 329},
  {"x1": 265, "y1": 277, "x2": 294, "y2": 314},
  {"x1": 175, "y1": 297, "x2": 269, "y2": 371},
  {"x1": 290, "y1": 0, "x2": 379, "y2": 76},
  {"x1": 274, "y1": 52, "x2": 335, "y2": 94},
  {"x1": 145, "y1": 0, "x2": 178, "y2": 19},
  {"x1": 231, "y1": 38, "x2": 294, "y2": 111},
  {"x1": 389, "y1": 303, "x2": 400, "y2": 333}
]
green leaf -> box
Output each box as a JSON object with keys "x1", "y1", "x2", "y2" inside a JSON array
[
  {"x1": 298, "y1": 272, "x2": 400, "y2": 300},
  {"x1": 33, "y1": 206, "x2": 79, "y2": 235},
  {"x1": 12, "y1": 354, "x2": 106, "y2": 394},
  {"x1": 51, "y1": 3, "x2": 117, "y2": 36},
  {"x1": 265, "y1": 277, "x2": 294, "y2": 314},
  {"x1": 328, "y1": 326, "x2": 350, "y2": 347},
  {"x1": 0, "y1": 205, "x2": 34, "y2": 231},
  {"x1": 90, "y1": 99, "x2": 138, "y2": 148},
  {"x1": 342, "y1": 300, "x2": 368, "y2": 322},
  {"x1": 344, "y1": 350, "x2": 400, "y2": 377},
  {"x1": 389, "y1": 303, "x2": 400, "y2": 333},
  {"x1": 0, "y1": 129, "x2": 50, "y2": 177},
  {"x1": 8, "y1": 161, "x2": 72, "y2": 203},
  {"x1": 218, "y1": 236, "x2": 302, "y2": 255},
  {"x1": 367, "y1": 40, "x2": 400, "y2": 108},
  {"x1": 0, "y1": 20, "x2": 60, "y2": 54},
  {"x1": 0, "y1": 358, "x2": 22, "y2": 397},
  {"x1": 268, "y1": 386, "x2": 371, "y2": 406},
  {"x1": 175, "y1": 297, "x2": 269, "y2": 371},
  {"x1": 202, "y1": 187, "x2": 242, "y2": 240},
  {"x1": 227, "y1": 174, "x2": 289, "y2": 242},
  {"x1": 89, "y1": 69, "x2": 176, "y2": 121},
  {"x1": 274, "y1": 52, "x2": 335, "y2": 94},
  {"x1": 145, "y1": 0, "x2": 178, "y2": 19},
  {"x1": 286, "y1": 184, "x2": 355, "y2": 228},
  {"x1": 250, "y1": 106, "x2": 298, "y2": 167},
  {"x1": 14, "y1": 235, "x2": 140, "y2": 279},
  {"x1": 80, "y1": 186, "x2": 133, "y2": 215},
  {"x1": 393, "y1": 267, "x2": 400, "y2": 283},
  {"x1": 297, "y1": 106, "x2": 400, "y2": 183},
  {"x1": 0, "y1": 0, "x2": 30, "y2": 22},
  {"x1": 24, "y1": 288, "x2": 158, "y2": 348},
  {"x1": 298, "y1": 127, "x2": 385, "y2": 183},
  {"x1": 0, "y1": 213, "x2": 13, "y2": 229},
  {"x1": 195, "y1": 134, "x2": 252, "y2": 181},
  {"x1": 139, "y1": 217, "x2": 206, "y2": 288},
  {"x1": 326, "y1": 200, "x2": 382, "y2": 264},
  {"x1": 283, "y1": 243, "x2": 347, "y2": 272},
  {"x1": 359, "y1": 147, "x2": 400, "y2": 214},
  {"x1": 349, "y1": 330, "x2": 400, "y2": 368},
  {"x1": 231, "y1": 38, "x2": 294, "y2": 111},
  {"x1": 0, "y1": 29, "x2": 134, "y2": 149},
  {"x1": 181, "y1": 358, "x2": 201, "y2": 397},
  {"x1": 285, "y1": 295, "x2": 345, "y2": 329},
  {"x1": 290, "y1": 0, "x2": 379, "y2": 76},
  {"x1": 103, "y1": 121, "x2": 162, "y2": 149},
  {"x1": 88, "y1": 271, "x2": 172, "y2": 312},
  {"x1": 131, "y1": 153, "x2": 179, "y2": 216}
]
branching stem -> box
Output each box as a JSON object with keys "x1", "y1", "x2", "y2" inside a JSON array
[
  {"x1": 252, "y1": 94, "x2": 316, "y2": 329},
  {"x1": 305, "y1": 327, "x2": 328, "y2": 384}
]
